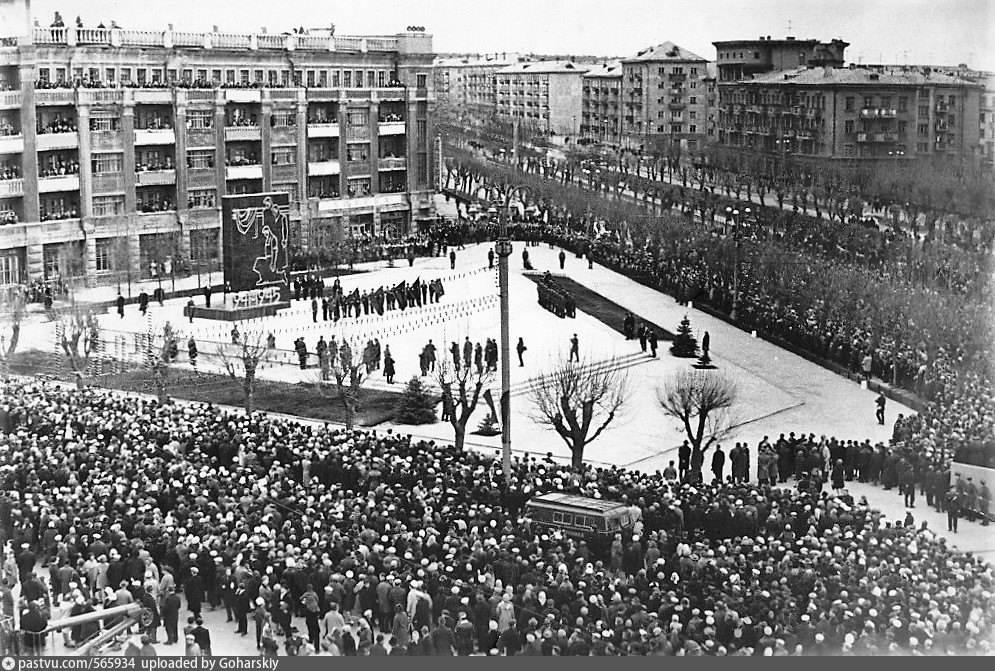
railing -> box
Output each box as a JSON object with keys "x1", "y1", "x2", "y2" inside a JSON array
[
  {"x1": 120, "y1": 30, "x2": 161, "y2": 47},
  {"x1": 378, "y1": 157, "x2": 406, "y2": 171},
  {"x1": 224, "y1": 126, "x2": 262, "y2": 141},
  {"x1": 76, "y1": 28, "x2": 111, "y2": 44},
  {"x1": 172, "y1": 31, "x2": 206, "y2": 47},
  {"x1": 136, "y1": 169, "x2": 176, "y2": 186},
  {"x1": 297, "y1": 35, "x2": 330, "y2": 51},
  {"x1": 334, "y1": 37, "x2": 363, "y2": 51},
  {"x1": 33, "y1": 27, "x2": 67, "y2": 44},
  {"x1": 0, "y1": 179, "x2": 24, "y2": 198},
  {"x1": 91, "y1": 173, "x2": 125, "y2": 192},
  {"x1": 366, "y1": 37, "x2": 399, "y2": 52},
  {"x1": 213, "y1": 33, "x2": 251, "y2": 49},
  {"x1": 34, "y1": 90, "x2": 75, "y2": 105},
  {"x1": 860, "y1": 108, "x2": 899, "y2": 118},
  {"x1": 307, "y1": 123, "x2": 340, "y2": 138},
  {"x1": 257, "y1": 34, "x2": 285, "y2": 50},
  {"x1": 0, "y1": 91, "x2": 21, "y2": 108},
  {"x1": 307, "y1": 160, "x2": 340, "y2": 176}
]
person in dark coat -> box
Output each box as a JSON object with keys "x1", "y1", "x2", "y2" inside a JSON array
[
  {"x1": 711, "y1": 444, "x2": 726, "y2": 483},
  {"x1": 678, "y1": 441, "x2": 691, "y2": 481},
  {"x1": 139, "y1": 291, "x2": 149, "y2": 315},
  {"x1": 558, "y1": 249, "x2": 566, "y2": 270},
  {"x1": 184, "y1": 567, "x2": 204, "y2": 616},
  {"x1": 191, "y1": 618, "x2": 211, "y2": 656},
  {"x1": 449, "y1": 250, "x2": 456, "y2": 270},
  {"x1": 623, "y1": 313, "x2": 635, "y2": 339},
  {"x1": 383, "y1": 348, "x2": 396, "y2": 384},
  {"x1": 831, "y1": 459, "x2": 845, "y2": 493},
  {"x1": 161, "y1": 585, "x2": 181, "y2": 645},
  {"x1": 203, "y1": 285, "x2": 212, "y2": 308},
  {"x1": 117, "y1": 293, "x2": 126, "y2": 318},
  {"x1": 648, "y1": 330, "x2": 659, "y2": 357}
]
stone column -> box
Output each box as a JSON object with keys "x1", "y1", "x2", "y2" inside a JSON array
[
  {"x1": 121, "y1": 95, "x2": 137, "y2": 215},
  {"x1": 174, "y1": 92, "x2": 189, "y2": 211},
  {"x1": 19, "y1": 57, "x2": 40, "y2": 223},
  {"x1": 369, "y1": 100, "x2": 380, "y2": 195},
  {"x1": 260, "y1": 93, "x2": 273, "y2": 192},
  {"x1": 76, "y1": 105, "x2": 94, "y2": 219},
  {"x1": 214, "y1": 92, "x2": 227, "y2": 199}
]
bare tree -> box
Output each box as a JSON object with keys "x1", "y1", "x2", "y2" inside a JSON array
[
  {"x1": 529, "y1": 356, "x2": 628, "y2": 468},
  {"x1": 149, "y1": 322, "x2": 180, "y2": 403},
  {"x1": 657, "y1": 370, "x2": 739, "y2": 453},
  {"x1": 436, "y1": 357, "x2": 494, "y2": 451},
  {"x1": 0, "y1": 290, "x2": 26, "y2": 379},
  {"x1": 56, "y1": 299, "x2": 101, "y2": 376},
  {"x1": 315, "y1": 340, "x2": 370, "y2": 431},
  {"x1": 217, "y1": 331, "x2": 270, "y2": 413}
]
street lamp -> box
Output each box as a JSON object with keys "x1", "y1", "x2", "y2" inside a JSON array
[
  {"x1": 495, "y1": 194, "x2": 515, "y2": 485},
  {"x1": 725, "y1": 205, "x2": 746, "y2": 321}
]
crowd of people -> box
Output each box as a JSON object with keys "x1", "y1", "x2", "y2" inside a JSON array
[{"x1": 0, "y1": 380, "x2": 992, "y2": 658}]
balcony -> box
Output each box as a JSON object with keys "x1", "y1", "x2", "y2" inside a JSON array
[
  {"x1": 35, "y1": 90, "x2": 76, "y2": 106},
  {"x1": 346, "y1": 161, "x2": 372, "y2": 177},
  {"x1": 668, "y1": 73, "x2": 686, "y2": 81},
  {"x1": 91, "y1": 173, "x2": 125, "y2": 192},
  {"x1": 225, "y1": 126, "x2": 261, "y2": 141},
  {"x1": 36, "y1": 132, "x2": 78, "y2": 151},
  {"x1": 0, "y1": 91, "x2": 21, "y2": 109},
  {"x1": 856, "y1": 132, "x2": 898, "y2": 143},
  {"x1": 90, "y1": 131, "x2": 124, "y2": 152},
  {"x1": 225, "y1": 164, "x2": 263, "y2": 180},
  {"x1": 378, "y1": 121, "x2": 405, "y2": 136},
  {"x1": 308, "y1": 160, "x2": 341, "y2": 176},
  {"x1": 669, "y1": 102, "x2": 686, "y2": 110},
  {"x1": 316, "y1": 192, "x2": 407, "y2": 213},
  {"x1": 0, "y1": 178, "x2": 24, "y2": 198},
  {"x1": 134, "y1": 90, "x2": 174, "y2": 104},
  {"x1": 136, "y1": 211, "x2": 178, "y2": 230},
  {"x1": 307, "y1": 123, "x2": 340, "y2": 138},
  {"x1": 135, "y1": 128, "x2": 176, "y2": 145},
  {"x1": 37, "y1": 174, "x2": 80, "y2": 193},
  {"x1": 0, "y1": 135, "x2": 23, "y2": 153},
  {"x1": 225, "y1": 90, "x2": 262, "y2": 103},
  {"x1": 378, "y1": 157, "x2": 406, "y2": 171},
  {"x1": 136, "y1": 169, "x2": 176, "y2": 186},
  {"x1": 860, "y1": 108, "x2": 898, "y2": 118}
]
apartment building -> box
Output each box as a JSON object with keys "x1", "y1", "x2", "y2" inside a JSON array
[
  {"x1": 980, "y1": 74, "x2": 995, "y2": 170},
  {"x1": 0, "y1": 21, "x2": 435, "y2": 286},
  {"x1": 434, "y1": 53, "x2": 524, "y2": 128},
  {"x1": 618, "y1": 42, "x2": 710, "y2": 152},
  {"x1": 715, "y1": 65, "x2": 982, "y2": 162},
  {"x1": 494, "y1": 61, "x2": 589, "y2": 137},
  {"x1": 580, "y1": 62, "x2": 622, "y2": 145},
  {"x1": 713, "y1": 36, "x2": 848, "y2": 83}
]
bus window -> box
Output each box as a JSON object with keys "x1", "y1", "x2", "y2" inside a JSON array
[{"x1": 552, "y1": 511, "x2": 564, "y2": 524}]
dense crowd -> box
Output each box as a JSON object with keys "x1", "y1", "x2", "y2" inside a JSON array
[{"x1": 0, "y1": 381, "x2": 993, "y2": 657}]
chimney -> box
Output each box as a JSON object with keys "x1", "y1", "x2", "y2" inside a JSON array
[
  {"x1": 212, "y1": 25, "x2": 218, "y2": 33},
  {"x1": 260, "y1": 27, "x2": 267, "y2": 34},
  {"x1": 167, "y1": 23, "x2": 173, "y2": 31}
]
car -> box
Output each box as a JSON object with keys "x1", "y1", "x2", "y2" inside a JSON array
[{"x1": 524, "y1": 492, "x2": 642, "y2": 549}]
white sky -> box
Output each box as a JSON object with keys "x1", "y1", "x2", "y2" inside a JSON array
[{"x1": 19, "y1": 0, "x2": 995, "y2": 71}]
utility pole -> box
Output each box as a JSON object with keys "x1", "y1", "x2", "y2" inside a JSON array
[{"x1": 496, "y1": 192, "x2": 513, "y2": 484}]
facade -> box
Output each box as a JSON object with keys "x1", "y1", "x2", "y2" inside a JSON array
[
  {"x1": 580, "y1": 62, "x2": 622, "y2": 144},
  {"x1": 618, "y1": 42, "x2": 710, "y2": 152},
  {"x1": 715, "y1": 65, "x2": 982, "y2": 162},
  {"x1": 0, "y1": 22, "x2": 435, "y2": 286},
  {"x1": 979, "y1": 74, "x2": 995, "y2": 170},
  {"x1": 713, "y1": 36, "x2": 848, "y2": 83},
  {"x1": 433, "y1": 53, "x2": 524, "y2": 129},
  {"x1": 494, "y1": 61, "x2": 589, "y2": 137}
]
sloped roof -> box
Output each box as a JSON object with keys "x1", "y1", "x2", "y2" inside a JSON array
[
  {"x1": 623, "y1": 41, "x2": 708, "y2": 63},
  {"x1": 497, "y1": 60, "x2": 590, "y2": 75},
  {"x1": 745, "y1": 66, "x2": 980, "y2": 87},
  {"x1": 583, "y1": 61, "x2": 623, "y2": 79}
]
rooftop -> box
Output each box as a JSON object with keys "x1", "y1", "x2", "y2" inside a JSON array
[
  {"x1": 744, "y1": 65, "x2": 981, "y2": 87},
  {"x1": 434, "y1": 53, "x2": 525, "y2": 68},
  {"x1": 583, "y1": 61, "x2": 623, "y2": 79},
  {"x1": 623, "y1": 41, "x2": 707, "y2": 63},
  {"x1": 714, "y1": 36, "x2": 845, "y2": 48},
  {"x1": 497, "y1": 60, "x2": 591, "y2": 75}
]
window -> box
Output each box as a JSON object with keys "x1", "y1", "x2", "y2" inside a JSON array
[
  {"x1": 211, "y1": 70, "x2": 222, "y2": 84},
  {"x1": 225, "y1": 70, "x2": 236, "y2": 84},
  {"x1": 417, "y1": 73, "x2": 427, "y2": 89},
  {"x1": 187, "y1": 110, "x2": 213, "y2": 130},
  {"x1": 268, "y1": 70, "x2": 278, "y2": 86},
  {"x1": 271, "y1": 111, "x2": 296, "y2": 127},
  {"x1": 189, "y1": 228, "x2": 219, "y2": 261},
  {"x1": 95, "y1": 238, "x2": 114, "y2": 272},
  {"x1": 332, "y1": 70, "x2": 340, "y2": 87},
  {"x1": 416, "y1": 120, "x2": 427, "y2": 147},
  {"x1": 90, "y1": 116, "x2": 121, "y2": 132},
  {"x1": 241, "y1": 70, "x2": 250, "y2": 85},
  {"x1": 318, "y1": 71, "x2": 327, "y2": 87},
  {"x1": 845, "y1": 120, "x2": 855, "y2": 134},
  {"x1": 92, "y1": 195, "x2": 125, "y2": 217},
  {"x1": 105, "y1": 68, "x2": 115, "y2": 83},
  {"x1": 690, "y1": 96, "x2": 697, "y2": 104},
  {"x1": 254, "y1": 70, "x2": 264, "y2": 84},
  {"x1": 151, "y1": 69, "x2": 162, "y2": 84},
  {"x1": 167, "y1": 69, "x2": 177, "y2": 83},
  {"x1": 188, "y1": 188, "x2": 216, "y2": 209},
  {"x1": 898, "y1": 121, "x2": 908, "y2": 135},
  {"x1": 346, "y1": 144, "x2": 369, "y2": 161},
  {"x1": 948, "y1": 94, "x2": 956, "y2": 104},
  {"x1": 92, "y1": 153, "x2": 123, "y2": 174},
  {"x1": 348, "y1": 111, "x2": 368, "y2": 127},
  {"x1": 346, "y1": 177, "x2": 371, "y2": 197},
  {"x1": 899, "y1": 97, "x2": 908, "y2": 112},
  {"x1": 918, "y1": 123, "x2": 929, "y2": 136},
  {"x1": 377, "y1": 71, "x2": 385, "y2": 88},
  {"x1": 281, "y1": 70, "x2": 290, "y2": 86},
  {"x1": 271, "y1": 147, "x2": 296, "y2": 165},
  {"x1": 417, "y1": 154, "x2": 428, "y2": 184},
  {"x1": 195, "y1": 69, "x2": 206, "y2": 83},
  {"x1": 343, "y1": 71, "x2": 352, "y2": 87},
  {"x1": 863, "y1": 96, "x2": 873, "y2": 109},
  {"x1": 38, "y1": 68, "x2": 50, "y2": 83},
  {"x1": 136, "y1": 69, "x2": 147, "y2": 85},
  {"x1": 844, "y1": 144, "x2": 855, "y2": 157},
  {"x1": 187, "y1": 149, "x2": 215, "y2": 169},
  {"x1": 306, "y1": 70, "x2": 315, "y2": 88}
]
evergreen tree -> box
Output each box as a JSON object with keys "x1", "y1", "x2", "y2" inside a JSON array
[
  {"x1": 473, "y1": 412, "x2": 501, "y2": 436},
  {"x1": 670, "y1": 314, "x2": 699, "y2": 358},
  {"x1": 393, "y1": 376, "x2": 438, "y2": 425}
]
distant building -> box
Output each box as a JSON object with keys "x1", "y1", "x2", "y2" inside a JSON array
[
  {"x1": 580, "y1": 61, "x2": 622, "y2": 145},
  {"x1": 0, "y1": 18, "x2": 435, "y2": 285},
  {"x1": 495, "y1": 60, "x2": 590, "y2": 137},
  {"x1": 433, "y1": 53, "x2": 525, "y2": 128},
  {"x1": 713, "y1": 36, "x2": 849, "y2": 83},
  {"x1": 715, "y1": 65, "x2": 982, "y2": 163},
  {"x1": 617, "y1": 42, "x2": 711, "y2": 152},
  {"x1": 977, "y1": 74, "x2": 995, "y2": 170}
]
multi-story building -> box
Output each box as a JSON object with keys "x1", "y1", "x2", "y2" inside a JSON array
[
  {"x1": 433, "y1": 53, "x2": 524, "y2": 129},
  {"x1": 494, "y1": 61, "x2": 590, "y2": 137},
  {"x1": 580, "y1": 61, "x2": 622, "y2": 145},
  {"x1": 978, "y1": 74, "x2": 995, "y2": 170},
  {"x1": 715, "y1": 65, "x2": 982, "y2": 163},
  {"x1": 713, "y1": 36, "x2": 848, "y2": 83},
  {"x1": 703, "y1": 62, "x2": 719, "y2": 144},
  {"x1": 0, "y1": 20, "x2": 435, "y2": 286},
  {"x1": 618, "y1": 42, "x2": 710, "y2": 152}
]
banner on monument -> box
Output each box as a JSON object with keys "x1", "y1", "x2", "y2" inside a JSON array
[{"x1": 222, "y1": 192, "x2": 292, "y2": 296}]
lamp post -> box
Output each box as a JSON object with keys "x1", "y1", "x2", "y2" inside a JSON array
[
  {"x1": 495, "y1": 201, "x2": 513, "y2": 484},
  {"x1": 725, "y1": 205, "x2": 748, "y2": 321}
]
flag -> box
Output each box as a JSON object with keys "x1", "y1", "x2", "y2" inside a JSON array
[
  {"x1": 483, "y1": 389, "x2": 499, "y2": 423},
  {"x1": 394, "y1": 281, "x2": 407, "y2": 310},
  {"x1": 434, "y1": 279, "x2": 446, "y2": 299},
  {"x1": 372, "y1": 287, "x2": 385, "y2": 316},
  {"x1": 411, "y1": 277, "x2": 422, "y2": 307}
]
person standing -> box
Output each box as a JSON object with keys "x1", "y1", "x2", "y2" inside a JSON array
[
  {"x1": 702, "y1": 332, "x2": 710, "y2": 358},
  {"x1": 558, "y1": 249, "x2": 566, "y2": 270},
  {"x1": 383, "y1": 347, "x2": 395, "y2": 384},
  {"x1": 449, "y1": 249, "x2": 456, "y2": 270},
  {"x1": 946, "y1": 485, "x2": 961, "y2": 533},
  {"x1": 516, "y1": 338, "x2": 527, "y2": 367},
  {"x1": 623, "y1": 313, "x2": 634, "y2": 340},
  {"x1": 488, "y1": 249, "x2": 494, "y2": 269},
  {"x1": 184, "y1": 567, "x2": 204, "y2": 617},
  {"x1": 311, "y1": 298, "x2": 318, "y2": 323},
  {"x1": 637, "y1": 326, "x2": 647, "y2": 353},
  {"x1": 678, "y1": 441, "x2": 691, "y2": 481},
  {"x1": 648, "y1": 330, "x2": 658, "y2": 358},
  {"x1": 161, "y1": 585, "x2": 181, "y2": 646},
  {"x1": 187, "y1": 337, "x2": 198, "y2": 368},
  {"x1": 711, "y1": 444, "x2": 725, "y2": 483},
  {"x1": 191, "y1": 618, "x2": 211, "y2": 656},
  {"x1": 569, "y1": 334, "x2": 579, "y2": 362},
  {"x1": 203, "y1": 285, "x2": 212, "y2": 308},
  {"x1": 425, "y1": 339, "x2": 437, "y2": 372},
  {"x1": 139, "y1": 290, "x2": 149, "y2": 315},
  {"x1": 450, "y1": 341, "x2": 461, "y2": 371},
  {"x1": 117, "y1": 293, "x2": 126, "y2": 319},
  {"x1": 875, "y1": 392, "x2": 886, "y2": 425},
  {"x1": 462, "y1": 337, "x2": 473, "y2": 370}
]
